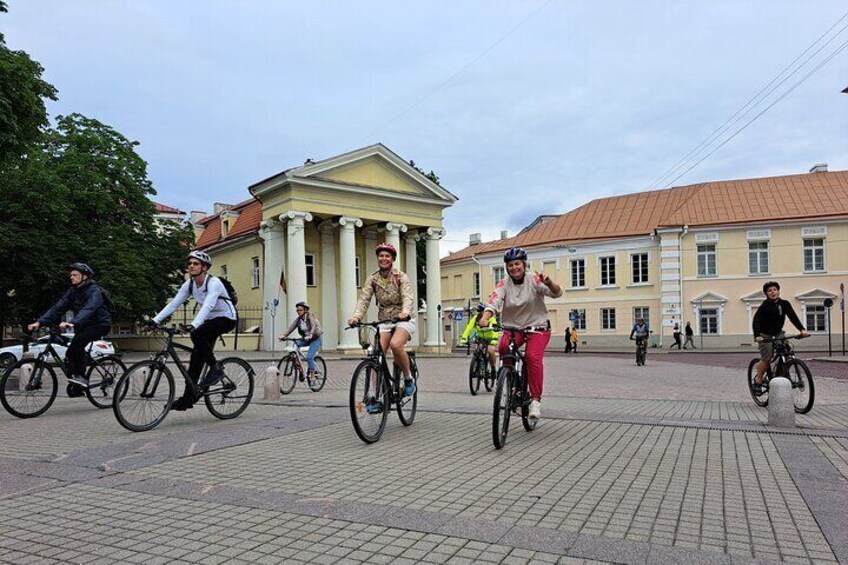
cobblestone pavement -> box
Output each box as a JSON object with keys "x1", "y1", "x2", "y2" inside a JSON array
[{"x1": 2, "y1": 354, "x2": 848, "y2": 564}]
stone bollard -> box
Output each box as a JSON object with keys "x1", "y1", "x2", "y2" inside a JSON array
[
  {"x1": 264, "y1": 365, "x2": 281, "y2": 401},
  {"x1": 19, "y1": 359, "x2": 33, "y2": 392},
  {"x1": 768, "y1": 377, "x2": 795, "y2": 427}
]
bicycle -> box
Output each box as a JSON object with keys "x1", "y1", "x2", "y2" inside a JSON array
[
  {"x1": 492, "y1": 324, "x2": 538, "y2": 450},
  {"x1": 347, "y1": 319, "x2": 419, "y2": 444},
  {"x1": 0, "y1": 327, "x2": 126, "y2": 418},
  {"x1": 112, "y1": 325, "x2": 255, "y2": 432},
  {"x1": 746, "y1": 334, "x2": 814, "y2": 414},
  {"x1": 468, "y1": 337, "x2": 495, "y2": 395},
  {"x1": 277, "y1": 338, "x2": 327, "y2": 394},
  {"x1": 631, "y1": 336, "x2": 647, "y2": 366}
]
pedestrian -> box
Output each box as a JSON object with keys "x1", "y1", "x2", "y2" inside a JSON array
[
  {"x1": 683, "y1": 321, "x2": 696, "y2": 349},
  {"x1": 671, "y1": 323, "x2": 682, "y2": 350},
  {"x1": 570, "y1": 326, "x2": 578, "y2": 353},
  {"x1": 564, "y1": 327, "x2": 572, "y2": 353}
]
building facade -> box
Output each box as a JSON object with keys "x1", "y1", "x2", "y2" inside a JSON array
[
  {"x1": 192, "y1": 144, "x2": 456, "y2": 351},
  {"x1": 441, "y1": 168, "x2": 848, "y2": 350}
]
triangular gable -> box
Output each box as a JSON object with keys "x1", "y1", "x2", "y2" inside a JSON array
[
  {"x1": 741, "y1": 290, "x2": 765, "y2": 302},
  {"x1": 690, "y1": 292, "x2": 727, "y2": 304},
  {"x1": 795, "y1": 288, "x2": 837, "y2": 301}
]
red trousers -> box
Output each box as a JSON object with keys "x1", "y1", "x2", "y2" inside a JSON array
[{"x1": 498, "y1": 330, "x2": 551, "y2": 400}]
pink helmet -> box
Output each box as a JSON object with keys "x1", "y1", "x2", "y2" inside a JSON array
[{"x1": 375, "y1": 242, "x2": 397, "y2": 259}]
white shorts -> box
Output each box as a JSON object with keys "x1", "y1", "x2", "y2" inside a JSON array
[{"x1": 378, "y1": 319, "x2": 416, "y2": 339}]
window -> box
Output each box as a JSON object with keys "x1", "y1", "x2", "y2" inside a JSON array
[
  {"x1": 631, "y1": 253, "x2": 649, "y2": 284},
  {"x1": 251, "y1": 257, "x2": 260, "y2": 289},
  {"x1": 573, "y1": 314, "x2": 586, "y2": 331},
  {"x1": 806, "y1": 305, "x2": 826, "y2": 333},
  {"x1": 697, "y1": 244, "x2": 716, "y2": 277},
  {"x1": 803, "y1": 239, "x2": 825, "y2": 272},
  {"x1": 699, "y1": 308, "x2": 718, "y2": 334},
  {"x1": 453, "y1": 274, "x2": 463, "y2": 297},
  {"x1": 600, "y1": 256, "x2": 616, "y2": 286},
  {"x1": 493, "y1": 266, "x2": 506, "y2": 285},
  {"x1": 472, "y1": 272, "x2": 481, "y2": 297},
  {"x1": 748, "y1": 242, "x2": 769, "y2": 274},
  {"x1": 601, "y1": 308, "x2": 616, "y2": 330},
  {"x1": 355, "y1": 256, "x2": 361, "y2": 288},
  {"x1": 305, "y1": 254, "x2": 316, "y2": 287},
  {"x1": 633, "y1": 307, "x2": 650, "y2": 327},
  {"x1": 220, "y1": 264, "x2": 228, "y2": 278},
  {"x1": 570, "y1": 259, "x2": 585, "y2": 288}
]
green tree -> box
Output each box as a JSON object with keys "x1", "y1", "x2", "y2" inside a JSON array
[{"x1": 0, "y1": 114, "x2": 194, "y2": 324}]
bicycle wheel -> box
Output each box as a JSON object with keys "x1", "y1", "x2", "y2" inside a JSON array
[
  {"x1": 307, "y1": 356, "x2": 328, "y2": 392},
  {"x1": 468, "y1": 355, "x2": 482, "y2": 396},
  {"x1": 349, "y1": 360, "x2": 389, "y2": 443},
  {"x1": 492, "y1": 367, "x2": 513, "y2": 449},
  {"x1": 0, "y1": 359, "x2": 58, "y2": 418},
  {"x1": 205, "y1": 357, "x2": 255, "y2": 419},
  {"x1": 113, "y1": 361, "x2": 175, "y2": 432},
  {"x1": 85, "y1": 355, "x2": 126, "y2": 409},
  {"x1": 277, "y1": 355, "x2": 297, "y2": 394},
  {"x1": 396, "y1": 358, "x2": 418, "y2": 426},
  {"x1": 785, "y1": 359, "x2": 814, "y2": 414},
  {"x1": 747, "y1": 358, "x2": 769, "y2": 407}
]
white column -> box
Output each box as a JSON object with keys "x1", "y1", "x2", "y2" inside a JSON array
[
  {"x1": 338, "y1": 216, "x2": 362, "y2": 350},
  {"x1": 746, "y1": 302, "x2": 753, "y2": 333},
  {"x1": 405, "y1": 233, "x2": 420, "y2": 347},
  {"x1": 424, "y1": 227, "x2": 445, "y2": 347},
  {"x1": 362, "y1": 226, "x2": 379, "y2": 322},
  {"x1": 283, "y1": 211, "x2": 312, "y2": 331},
  {"x1": 384, "y1": 222, "x2": 408, "y2": 267},
  {"x1": 319, "y1": 222, "x2": 338, "y2": 351},
  {"x1": 259, "y1": 218, "x2": 286, "y2": 352}
]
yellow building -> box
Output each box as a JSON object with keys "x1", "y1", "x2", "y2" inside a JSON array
[
  {"x1": 441, "y1": 167, "x2": 848, "y2": 350},
  {"x1": 192, "y1": 144, "x2": 457, "y2": 351}
]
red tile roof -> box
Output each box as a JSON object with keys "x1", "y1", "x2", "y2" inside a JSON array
[
  {"x1": 153, "y1": 201, "x2": 184, "y2": 214},
  {"x1": 194, "y1": 198, "x2": 263, "y2": 250},
  {"x1": 444, "y1": 170, "x2": 848, "y2": 264}
]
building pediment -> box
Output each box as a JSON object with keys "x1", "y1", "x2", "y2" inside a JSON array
[
  {"x1": 741, "y1": 290, "x2": 765, "y2": 302},
  {"x1": 691, "y1": 292, "x2": 727, "y2": 304},
  {"x1": 795, "y1": 288, "x2": 837, "y2": 301}
]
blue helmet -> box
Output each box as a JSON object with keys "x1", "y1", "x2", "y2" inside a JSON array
[{"x1": 503, "y1": 247, "x2": 527, "y2": 263}]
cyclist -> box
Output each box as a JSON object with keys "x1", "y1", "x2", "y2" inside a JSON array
[
  {"x1": 148, "y1": 251, "x2": 237, "y2": 411},
  {"x1": 629, "y1": 317, "x2": 650, "y2": 355},
  {"x1": 478, "y1": 247, "x2": 562, "y2": 421},
  {"x1": 347, "y1": 242, "x2": 416, "y2": 403},
  {"x1": 28, "y1": 263, "x2": 113, "y2": 388},
  {"x1": 459, "y1": 303, "x2": 500, "y2": 378},
  {"x1": 752, "y1": 281, "x2": 809, "y2": 395},
  {"x1": 279, "y1": 301, "x2": 323, "y2": 378}
]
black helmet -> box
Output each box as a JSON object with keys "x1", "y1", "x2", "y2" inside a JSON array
[
  {"x1": 68, "y1": 262, "x2": 94, "y2": 277},
  {"x1": 476, "y1": 303, "x2": 485, "y2": 312},
  {"x1": 295, "y1": 301, "x2": 310, "y2": 310},
  {"x1": 762, "y1": 281, "x2": 780, "y2": 294},
  {"x1": 503, "y1": 247, "x2": 527, "y2": 263}
]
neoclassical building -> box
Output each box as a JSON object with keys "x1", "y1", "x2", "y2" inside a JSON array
[
  {"x1": 441, "y1": 166, "x2": 848, "y2": 350},
  {"x1": 191, "y1": 144, "x2": 456, "y2": 351}
]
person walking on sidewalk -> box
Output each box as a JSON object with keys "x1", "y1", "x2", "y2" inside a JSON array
[
  {"x1": 564, "y1": 327, "x2": 572, "y2": 353},
  {"x1": 671, "y1": 323, "x2": 682, "y2": 350},
  {"x1": 571, "y1": 327, "x2": 579, "y2": 353},
  {"x1": 683, "y1": 321, "x2": 696, "y2": 349}
]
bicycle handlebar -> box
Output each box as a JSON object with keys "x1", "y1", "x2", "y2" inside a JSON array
[
  {"x1": 346, "y1": 317, "x2": 401, "y2": 330},
  {"x1": 759, "y1": 334, "x2": 807, "y2": 342}
]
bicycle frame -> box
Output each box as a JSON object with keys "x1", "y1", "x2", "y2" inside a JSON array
[
  {"x1": 24, "y1": 328, "x2": 97, "y2": 378},
  {"x1": 142, "y1": 328, "x2": 216, "y2": 400}
]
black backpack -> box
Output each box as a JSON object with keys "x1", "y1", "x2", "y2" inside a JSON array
[{"x1": 98, "y1": 285, "x2": 117, "y2": 316}]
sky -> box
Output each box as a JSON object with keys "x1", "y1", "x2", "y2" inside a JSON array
[{"x1": 4, "y1": 1, "x2": 848, "y2": 254}]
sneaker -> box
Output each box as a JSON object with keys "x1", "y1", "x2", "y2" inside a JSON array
[
  {"x1": 364, "y1": 396, "x2": 383, "y2": 414},
  {"x1": 403, "y1": 379, "x2": 417, "y2": 397},
  {"x1": 67, "y1": 374, "x2": 90, "y2": 388},
  {"x1": 528, "y1": 400, "x2": 541, "y2": 421},
  {"x1": 200, "y1": 366, "x2": 224, "y2": 388},
  {"x1": 171, "y1": 396, "x2": 194, "y2": 411},
  {"x1": 754, "y1": 382, "x2": 769, "y2": 396}
]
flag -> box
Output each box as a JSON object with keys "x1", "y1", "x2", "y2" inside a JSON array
[{"x1": 279, "y1": 269, "x2": 287, "y2": 294}]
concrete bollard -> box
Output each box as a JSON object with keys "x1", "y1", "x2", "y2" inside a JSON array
[
  {"x1": 768, "y1": 377, "x2": 795, "y2": 427},
  {"x1": 264, "y1": 365, "x2": 281, "y2": 401},
  {"x1": 19, "y1": 360, "x2": 32, "y2": 392}
]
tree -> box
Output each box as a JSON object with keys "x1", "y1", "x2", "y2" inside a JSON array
[{"x1": 0, "y1": 114, "x2": 194, "y2": 324}]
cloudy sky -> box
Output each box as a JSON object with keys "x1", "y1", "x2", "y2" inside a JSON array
[{"x1": 5, "y1": 1, "x2": 848, "y2": 253}]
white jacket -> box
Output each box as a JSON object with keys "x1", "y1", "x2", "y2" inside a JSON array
[{"x1": 154, "y1": 275, "x2": 236, "y2": 327}]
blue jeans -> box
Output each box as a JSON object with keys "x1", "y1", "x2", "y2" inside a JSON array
[{"x1": 294, "y1": 337, "x2": 322, "y2": 371}]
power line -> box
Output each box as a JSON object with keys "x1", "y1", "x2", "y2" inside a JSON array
[
  {"x1": 646, "y1": 10, "x2": 848, "y2": 191},
  {"x1": 359, "y1": 0, "x2": 555, "y2": 142}
]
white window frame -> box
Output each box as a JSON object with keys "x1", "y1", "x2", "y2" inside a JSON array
[
  {"x1": 472, "y1": 272, "x2": 481, "y2": 298},
  {"x1": 699, "y1": 308, "x2": 719, "y2": 334},
  {"x1": 599, "y1": 256, "x2": 616, "y2": 286},
  {"x1": 748, "y1": 241, "x2": 769, "y2": 275},
  {"x1": 631, "y1": 252, "x2": 649, "y2": 284},
  {"x1": 305, "y1": 254, "x2": 316, "y2": 287},
  {"x1": 696, "y1": 244, "x2": 716, "y2": 277},
  {"x1": 493, "y1": 266, "x2": 506, "y2": 285},
  {"x1": 805, "y1": 305, "x2": 827, "y2": 333},
  {"x1": 573, "y1": 309, "x2": 586, "y2": 331},
  {"x1": 633, "y1": 307, "x2": 650, "y2": 327},
  {"x1": 570, "y1": 259, "x2": 585, "y2": 288},
  {"x1": 251, "y1": 256, "x2": 260, "y2": 289},
  {"x1": 803, "y1": 238, "x2": 825, "y2": 273},
  {"x1": 601, "y1": 308, "x2": 616, "y2": 330}
]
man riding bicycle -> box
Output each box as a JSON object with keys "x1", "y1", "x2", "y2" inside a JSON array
[
  {"x1": 347, "y1": 242, "x2": 416, "y2": 400},
  {"x1": 478, "y1": 247, "x2": 562, "y2": 421},
  {"x1": 28, "y1": 263, "x2": 113, "y2": 388},
  {"x1": 459, "y1": 303, "x2": 500, "y2": 377},
  {"x1": 752, "y1": 281, "x2": 808, "y2": 395},
  {"x1": 147, "y1": 251, "x2": 237, "y2": 411},
  {"x1": 629, "y1": 317, "x2": 650, "y2": 349}
]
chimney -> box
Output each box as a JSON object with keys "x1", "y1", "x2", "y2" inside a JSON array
[
  {"x1": 213, "y1": 202, "x2": 233, "y2": 214},
  {"x1": 469, "y1": 233, "x2": 481, "y2": 246},
  {"x1": 190, "y1": 210, "x2": 207, "y2": 225},
  {"x1": 500, "y1": 230, "x2": 508, "y2": 240},
  {"x1": 809, "y1": 163, "x2": 828, "y2": 173}
]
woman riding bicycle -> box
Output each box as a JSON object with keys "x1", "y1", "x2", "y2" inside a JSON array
[
  {"x1": 280, "y1": 301, "x2": 323, "y2": 379},
  {"x1": 478, "y1": 247, "x2": 562, "y2": 421},
  {"x1": 347, "y1": 242, "x2": 417, "y2": 398}
]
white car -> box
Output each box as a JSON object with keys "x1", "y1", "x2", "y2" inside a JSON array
[{"x1": 0, "y1": 334, "x2": 116, "y2": 371}]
